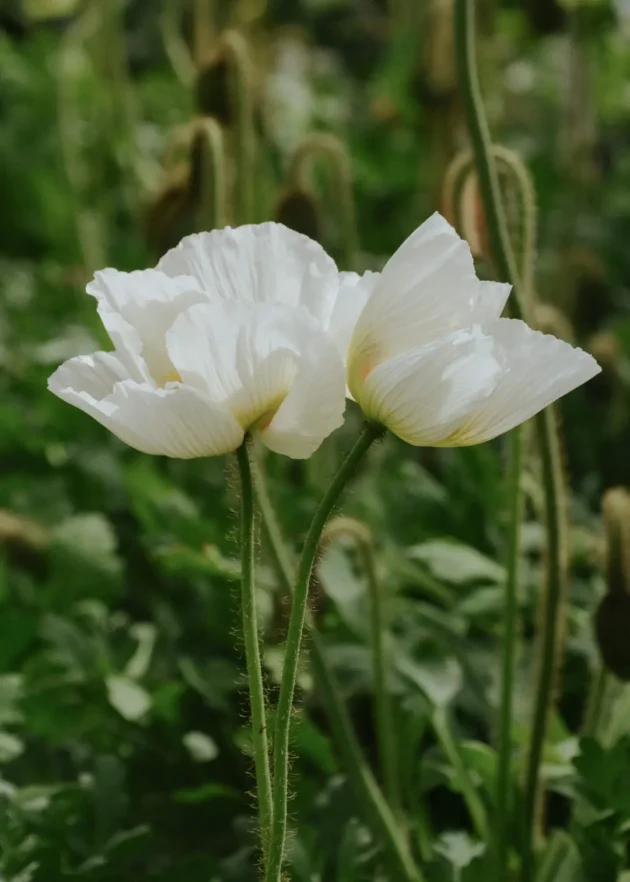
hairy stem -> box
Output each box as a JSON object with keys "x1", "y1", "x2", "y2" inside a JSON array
[
  {"x1": 235, "y1": 441, "x2": 273, "y2": 867},
  {"x1": 253, "y1": 455, "x2": 424, "y2": 882}
]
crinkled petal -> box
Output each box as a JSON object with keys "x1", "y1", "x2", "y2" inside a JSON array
[
  {"x1": 358, "y1": 325, "x2": 503, "y2": 446},
  {"x1": 49, "y1": 355, "x2": 243, "y2": 458},
  {"x1": 157, "y1": 223, "x2": 339, "y2": 326},
  {"x1": 88, "y1": 268, "x2": 205, "y2": 385},
  {"x1": 261, "y1": 328, "x2": 347, "y2": 459},
  {"x1": 349, "y1": 213, "x2": 513, "y2": 378},
  {"x1": 167, "y1": 301, "x2": 313, "y2": 433},
  {"x1": 441, "y1": 319, "x2": 601, "y2": 445},
  {"x1": 48, "y1": 351, "x2": 130, "y2": 402}
]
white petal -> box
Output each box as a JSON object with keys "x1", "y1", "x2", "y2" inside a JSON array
[
  {"x1": 88, "y1": 268, "x2": 205, "y2": 385},
  {"x1": 475, "y1": 281, "x2": 511, "y2": 321},
  {"x1": 262, "y1": 329, "x2": 347, "y2": 459},
  {"x1": 327, "y1": 270, "x2": 379, "y2": 358},
  {"x1": 358, "y1": 326, "x2": 503, "y2": 446},
  {"x1": 444, "y1": 319, "x2": 601, "y2": 445},
  {"x1": 348, "y1": 212, "x2": 512, "y2": 379},
  {"x1": 157, "y1": 223, "x2": 339, "y2": 326},
  {"x1": 167, "y1": 301, "x2": 310, "y2": 434},
  {"x1": 49, "y1": 357, "x2": 243, "y2": 458},
  {"x1": 358, "y1": 320, "x2": 600, "y2": 447},
  {"x1": 48, "y1": 351, "x2": 130, "y2": 402}
]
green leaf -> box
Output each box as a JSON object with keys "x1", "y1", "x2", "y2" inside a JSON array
[
  {"x1": 182, "y1": 731, "x2": 219, "y2": 763},
  {"x1": 536, "y1": 830, "x2": 585, "y2": 882},
  {"x1": 434, "y1": 831, "x2": 486, "y2": 869},
  {"x1": 0, "y1": 731, "x2": 24, "y2": 762},
  {"x1": 408, "y1": 540, "x2": 505, "y2": 585},
  {"x1": 396, "y1": 654, "x2": 463, "y2": 708},
  {"x1": 106, "y1": 676, "x2": 151, "y2": 722}
]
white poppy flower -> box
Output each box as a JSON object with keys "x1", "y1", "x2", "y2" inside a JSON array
[
  {"x1": 48, "y1": 223, "x2": 346, "y2": 459},
  {"x1": 332, "y1": 212, "x2": 600, "y2": 446}
]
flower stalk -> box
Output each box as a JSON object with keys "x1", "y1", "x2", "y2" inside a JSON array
[
  {"x1": 453, "y1": 2, "x2": 569, "y2": 878},
  {"x1": 323, "y1": 517, "x2": 403, "y2": 822},
  {"x1": 264, "y1": 421, "x2": 385, "y2": 882},
  {"x1": 235, "y1": 440, "x2": 273, "y2": 867},
  {"x1": 253, "y1": 455, "x2": 424, "y2": 882}
]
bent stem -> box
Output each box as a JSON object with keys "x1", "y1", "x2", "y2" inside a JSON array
[
  {"x1": 235, "y1": 440, "x2": 273, "y2": 868},
  {"x1": 265, "y1": 422, "x2": 384, "y2": 882},
  {"x1": 454, "y1": 2, "x2": 568, "y2": 879},
  {"x1": 253, "y1": 452, "x2": 424, "y2": 882},
  {"x1": 496, "y1": 426, "x2": 524, "y2": 876}
]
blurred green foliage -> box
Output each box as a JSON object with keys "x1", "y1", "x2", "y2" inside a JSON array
[{"x1": 2, "y1": 0, "x2": 630, "y2": 879}]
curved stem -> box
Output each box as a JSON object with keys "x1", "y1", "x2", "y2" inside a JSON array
[
  {"x1": 192, "y1": 117, "x2": 228, "y2": 230},
  {"x1": 235, "y1": 441, "x2": 273, "y2": 868},
  {"x1": 265, "y1": 422, "x2": 383, "y2": 882},
  {"x1": 253, "y1": 454, "x2": 424, "y2": 882},
  {"x1": 454, "y1": 3, "x2": 568, "y2": 878},
  {"x1": 289, "y1": 133, "x2": 360, "y2": 270},
  {"x1": 453, "y1": 0, "x2": 527, "y2": 319},
  {"x1": 496, "y1": 426, "x2": 524, "y2": 876}
]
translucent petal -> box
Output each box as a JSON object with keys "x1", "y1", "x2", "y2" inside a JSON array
[
  {"x1": 359, "y1": 325, "x2": 503, "y2": 446},
  {"x1": 442, "y1": 319, "x2": 601, "y2": 445},
  {"x1": 359, "y1": 320, "x2": 600, "y2": 447},
  {"x1": 349, "y1": 213, "x2": 512, "y2": 380},
  {"x1": 157, "y1": 223, "x2": 339, "y2": 326},
  {"x1": 327, "y1": 270, "x2": 379, "y2": 358}
]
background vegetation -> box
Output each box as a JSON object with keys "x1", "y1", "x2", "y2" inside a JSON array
[{"x1": 1, "y1": 0, "x2": 630, "y2": 879}]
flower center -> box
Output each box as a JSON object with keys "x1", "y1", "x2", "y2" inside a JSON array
[{"x1": 159, "y1": 368, "x2": 183, "y2": 387}]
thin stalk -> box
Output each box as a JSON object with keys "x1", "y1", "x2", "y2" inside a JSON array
[
  {"x1": 223, "y1": 31, "x2": 256, "y2": 224},
  {"x1": 192, "y1": 117, "x2": 228, "y2": 230},
  {"x1": 496, "y1": 426, "x2": 524, "y2": 877},
  {"x1": 432, "y1": 707, "x2": 489, "y2": 842},
  {"x1": 235, "y1": 441, "x2": 273, "y2": 868},
  {"x1": 253, "y1": 457, "x2": 424, "y2": 882},
  {"x1": 454, "y1": 3, "x2": 568, "y2": 878},
  {"x1": 360, "y1": 537, "x2": 404, "y2": 821},
  {"x1": 266, "y1": 422, "x2": 389, "y2": 882},
  {"x1": 160, "y1": 0, "x2": 195, "y2": 86},
  {"x1": 582, "y1": 667, "x2": 608, "y2": 739}
]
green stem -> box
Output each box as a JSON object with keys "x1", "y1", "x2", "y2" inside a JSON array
[
  {"x1": 582, "y1": 666, "x2": 608, "y2": 739},
  {"x1": 253, "y1": 458, "x2": 424, "y2": 882},
  {"x1": 454, "y1": 3, "x2": 568, "y2": 878},
  {"x1": 496, "y1": 426, "x2": 524, "y2": 877},
  {"x1": 432, "y1": 707, "x2": 489, "y2": 842},
  {"x1": 453, "y1": 0, "x2": 527, "y2": 319},
  {"x1": 360, "y1": 538, "x2": 404, "y2": 822},
  {"x1": 192, "y1": 117, "x2": 228, "y2": 230},
  {"x1": 223, "y1": 31, "x2": 256, "y2": 224},
  {"x1": 265, "y1": 422, "x2": 389, "y2": 882},
  {"x1": 235, "y1": 441, "x2": 273, "y2": 868},
  {"x1": 523, "y1": 410, "x2": 566, "y2": 878}
]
